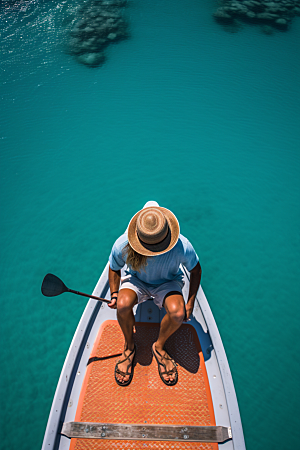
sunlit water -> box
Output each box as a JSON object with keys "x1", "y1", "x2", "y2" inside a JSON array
[{"x1": 0, "y1": 1, "x2": 300, "y2": 449}]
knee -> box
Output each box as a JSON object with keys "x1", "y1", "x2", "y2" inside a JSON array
[
  {"x1": 117, "y1": 292, "x2": 134, "y2": 316},
  {"x1": 168, "y1": 304, "x2": 185, "y2": 324}
]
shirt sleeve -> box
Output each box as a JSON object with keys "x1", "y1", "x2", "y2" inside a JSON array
[
  {"x1": 108, "y1": 235, "x2": 127, "y2": 271},
  {"x1": 181, "y1": 236, "x2": 199, "y2": 272}
]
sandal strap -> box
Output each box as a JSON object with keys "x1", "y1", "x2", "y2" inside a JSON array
[
  {"x1": 160, "y1": 367, "x2": 177, "y2": 376},
  {"x1": 153, "y1": 345, "x2": 177, "y2": 377},
  {"x1": 155, "y1": 347, "x2": 175, "y2": 365},
  {"x1": 117, "y1": 347, "x2": 135, "y2": 365},
  {"x1": 115, "y1": 368, "x2": 128, "y2": 377},
  {"x1": 115, "y1": 361, "x2": 131, "y2": 376},
  {"x1": 115, "y1": 347, "x2": 135, "y2": 376}
]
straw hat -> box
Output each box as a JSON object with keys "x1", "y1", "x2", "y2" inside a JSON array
[{"x1": 127, "y1": 206, "x2": 180, "y2": 256}]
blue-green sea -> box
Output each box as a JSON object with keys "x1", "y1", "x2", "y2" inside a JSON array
[{"x1": 1, "y1": 0, "x2": 299, "y2": 449}]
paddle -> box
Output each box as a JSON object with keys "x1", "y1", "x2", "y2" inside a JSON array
[{"x1": 41, "y1": 273, "x2": 111, "y2": 303}]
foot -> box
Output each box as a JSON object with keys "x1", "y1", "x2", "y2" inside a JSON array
[
  {"x1": 152, "y1": 343, "x2": 178, "y2": 385},
  {"x1": 115, "y1": 345, "x2": 136, "y2": 385}
]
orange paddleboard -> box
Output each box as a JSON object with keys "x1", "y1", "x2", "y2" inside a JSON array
[{"x1": 70, "y1": 320, "x2": 217, "y2": 450}]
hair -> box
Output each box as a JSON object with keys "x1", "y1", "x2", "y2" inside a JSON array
[{"x1": 122, "y1": 242, "x2": 148, "y2": 272}]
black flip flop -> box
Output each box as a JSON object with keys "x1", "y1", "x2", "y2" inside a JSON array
[
  {"x1": 152, "y1": 343, "x2": 178, "y2": 386},
  {"x1": 114, "y1": 345, "x2": 136, "y2": 387}
]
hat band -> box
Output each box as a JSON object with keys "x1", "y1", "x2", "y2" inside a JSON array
[{"x1": 137, "y1": 227, "x2": 171, "y2": 253}]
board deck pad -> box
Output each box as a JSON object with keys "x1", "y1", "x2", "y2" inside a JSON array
[{"x1": 70, "y1": 320, "x2": 217, "y2": 450}]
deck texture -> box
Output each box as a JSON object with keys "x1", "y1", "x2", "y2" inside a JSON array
[{"x1": 70, "y1": 320, "x2": 217, "y2": 450}]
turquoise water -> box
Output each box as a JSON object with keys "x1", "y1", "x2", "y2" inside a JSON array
[{"x1": 1, "y1": 0, "x2": 300, "y2": 449}]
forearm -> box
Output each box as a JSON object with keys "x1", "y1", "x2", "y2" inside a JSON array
[
  {"x1": 187, "y1": 261, "x2": 202, "y2": 307},
  {"x1": 109, "y1": 266, "x2": 121, "y2": 295}
]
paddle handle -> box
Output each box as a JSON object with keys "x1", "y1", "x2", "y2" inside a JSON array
[{"x1": 68, "y1": 289, "x2": 111, "y2": 304}]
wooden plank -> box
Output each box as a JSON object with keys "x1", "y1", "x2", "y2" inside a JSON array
[{"x1": 61, "y1": 422, "x2": 232, "y2": 443}]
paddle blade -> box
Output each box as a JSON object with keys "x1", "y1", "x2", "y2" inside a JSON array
[{"x1": 41, "y1": 273, "x2": 69, "y2": 297}]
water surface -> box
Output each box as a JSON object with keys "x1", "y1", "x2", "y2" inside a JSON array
[{"x1": 1, "y1": 1, "x2": 300, "y2": 449}]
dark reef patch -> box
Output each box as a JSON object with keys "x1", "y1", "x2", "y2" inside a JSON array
[
  {"x1": 65, "y1": 0, "x2": 129, "y2": 67},
  {"x1": 213, "y1": 0, "x2": 300, "y2": 32}
]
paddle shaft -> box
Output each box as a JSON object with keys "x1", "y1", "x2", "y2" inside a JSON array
[{"x1": 68, "y1": 288, "x2": 111, "y2": 304}]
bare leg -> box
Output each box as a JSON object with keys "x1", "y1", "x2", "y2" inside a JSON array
[
  {"x1": 153, "y1": 292, "x2": 185, "y2": 382},
  {"x1": 116, "y1": 288, "x2": 138, "y2": 383}
]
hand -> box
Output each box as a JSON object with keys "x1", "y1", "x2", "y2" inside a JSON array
[
  {"x1": 183, "y1": 302, "x2": 194, "y2": 322},
  {"x1": 108, "y1": 295, "x2": 118, "y2": 309}
]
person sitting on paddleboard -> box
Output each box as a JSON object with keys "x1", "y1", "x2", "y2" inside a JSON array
[{"x1": 108, "y1": 206, "x2": 201, "y2": 387}]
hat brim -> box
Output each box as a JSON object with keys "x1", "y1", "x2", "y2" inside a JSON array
[{"x1": 127, "y1": 207, "x2": 180, "y2": 257}]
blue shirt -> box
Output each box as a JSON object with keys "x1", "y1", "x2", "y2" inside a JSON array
[{"x1": 109, "y1": 233, "x2": 199, "y2": 285}]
